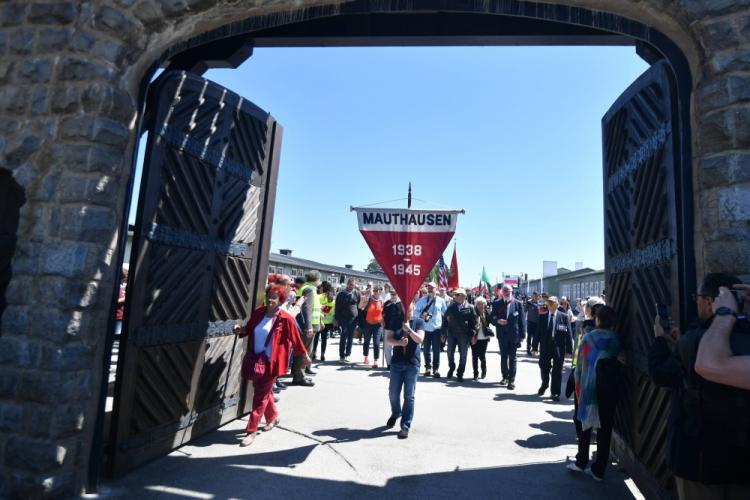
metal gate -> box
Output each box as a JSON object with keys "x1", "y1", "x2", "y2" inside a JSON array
[
  {"x1": 110, "y1": 71, "x2": 281, "y2": 475},
  {"x1": 602, "y1": 60, "x2": 692, "y2": 497}
]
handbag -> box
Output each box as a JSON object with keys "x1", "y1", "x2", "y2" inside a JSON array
[
  {"x1": 241, "y1": 316, "x2": 278, "y2": 381},
  {"x1": 565, "y1": 366, "x2": 576, "y2": 398}
]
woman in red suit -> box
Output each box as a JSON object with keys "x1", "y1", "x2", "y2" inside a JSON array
[{"x1": 238, "y1": 284, "x2": 310, "y2": 447}]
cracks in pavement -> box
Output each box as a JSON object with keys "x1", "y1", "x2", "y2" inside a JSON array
[{"x1": 276, "y1": 425, "x2": 358, "y2": 473}]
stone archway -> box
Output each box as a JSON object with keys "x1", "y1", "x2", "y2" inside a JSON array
[{"x1": 1, "y1": 1, "x2": 748, "y2": 498}]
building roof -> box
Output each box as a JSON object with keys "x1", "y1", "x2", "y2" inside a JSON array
[
  {"x1": 556, "y1": 268, "x2": 605, "y2": 282},
  {"x1": 527, "y1": 267, "x2": 602, "y2": 283},
  {"x1": 269, "y1": 253, "x2": 387, "y2": 281}
]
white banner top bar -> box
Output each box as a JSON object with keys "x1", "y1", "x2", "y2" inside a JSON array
[{"x1": 351, "y1": 207, "x2": 464, "y2": 233}]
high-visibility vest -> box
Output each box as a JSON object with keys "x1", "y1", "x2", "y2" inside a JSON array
[
  {"x1": 299, "y1": 282, "x2": 321, "y2": 325},
  {"x1": 320, "y1": 294, "x2": 335, "y2": 325}
]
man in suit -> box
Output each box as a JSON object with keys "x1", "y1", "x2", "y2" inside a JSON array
[
  {"x1": 491, "y1": 284, "x2": 526, "y2": 390},
  {"x1": 442, "y1": 288, "x2": 478, "y2": 382},
  {"x1": 537, "y1": 296, "x2": 573, "y2": 401},
  {"x1": 526, "y1": 291, "x2": 542, "y2": 356}
]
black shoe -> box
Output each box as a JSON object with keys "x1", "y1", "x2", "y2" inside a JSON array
[
  {"x1": 320, "y1": 355, "x2": 325, "y2": 362},
  {"x1": 447, "y1": 368, "x2": 454, "y2": 379},
  {"x1": 537, "y1": 385, "x2": 547, "y2": 396},
  {"x1": 398, "y1": 429, "x2": 409, "y2": 439},
  {"x1": 291, "y1": 378, "x2": 315, "y2": 387},
  {"x1": 386, "y1": 415, "x2": 398, "y2": 429},
  {"x1": 424, "y1": 368, "x2": 432, "y2": 376},
  {"x1": 507, "y1": 381, "x2": 515, "y2": 390},
  {"x1": 500, "y1": 378, "x2": 508, "y2": 386},
  {"x1": 473, "y1": 375, "x2": 479, "y2": 381},
  {"x1": 551, "y1": 394, "x2": 560, "y2": 401},
  {"x1": 432, "y1": 371, "x2": 440, "y2": 378},
  {"x1": 481, "y1": 371, "x2": 486, "y2": 379},
  {"x1": 457, "y1": 375, "x2": 464, "y2": 382},
  {"x1": 275, "y1": 380, "x2": 287, "y2": 389}
]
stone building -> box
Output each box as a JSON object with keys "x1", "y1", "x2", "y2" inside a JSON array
[{"x1": 1, "y1": 1, "x2": 749, "y2": 498}]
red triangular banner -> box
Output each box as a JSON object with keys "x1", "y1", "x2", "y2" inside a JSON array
[{"x1": 354, "y1": 208, "x2": 461, "y2": 304}]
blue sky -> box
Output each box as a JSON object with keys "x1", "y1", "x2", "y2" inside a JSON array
[{"x1": 131, "y1": 46, "x2": 648, "y2": 286}]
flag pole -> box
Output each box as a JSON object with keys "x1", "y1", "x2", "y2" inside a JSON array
[{"x1": 407, "y1": 182, "x2": 412, "y2": 209}]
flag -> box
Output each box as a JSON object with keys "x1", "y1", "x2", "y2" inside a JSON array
[
  {"x1": 448, "y1": 242, "x2": 459, "y2": 289},
  {"x1": 438, "y1": 256, "x2": 449, "y2": 289},
  {"x1": 353, "y1": 207, "x2": 461, "y2": 303},
  {"x1": 479, "y1": 267, "x2": 491, "y2": 299}
]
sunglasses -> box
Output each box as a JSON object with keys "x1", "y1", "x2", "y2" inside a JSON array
[{"x1": 691, "y1": 293, "x2": 713, "y2": 301}]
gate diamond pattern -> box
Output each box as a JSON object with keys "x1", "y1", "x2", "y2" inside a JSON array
[{"x1": 110, "y1": 71, "x2": 281, "y2": 475}]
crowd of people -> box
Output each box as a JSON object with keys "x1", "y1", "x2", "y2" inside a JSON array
[{"x1": 235, "y1": 268, "x2": 750, "y2": 499}]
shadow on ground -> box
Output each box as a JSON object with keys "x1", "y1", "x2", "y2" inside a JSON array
[
  {"x1": 106, "y1": 454, "x2": 636, "y2": 499},
  {"x1": 515, "y1": 419, "x2": 575, "y2": 449},
  {"x1": 312, "y1": 426, "x2": 396, "y2": 443}
]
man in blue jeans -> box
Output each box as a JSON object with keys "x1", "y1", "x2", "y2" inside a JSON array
[
  {"x1": 385, "y1": 312, "x2": 426, "y2": 439},
  {"x1": 413, "y1": 282, "x2": 447, "y2": 377}
]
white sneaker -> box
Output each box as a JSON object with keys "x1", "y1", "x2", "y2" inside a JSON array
[
  {"x1": 566, "y1": 462, "x2": 585, "y2": 474},
  {"x1": 585, "y1": 468, "x2": 603, "y2": 481}
]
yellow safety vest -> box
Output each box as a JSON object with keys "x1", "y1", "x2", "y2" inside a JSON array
[
  {"x1": 320, "y1": 294, "x2": 335, "y2": 325},
  {"x1": 299, "y1": 282, "x2": 321, "y2": 325}
]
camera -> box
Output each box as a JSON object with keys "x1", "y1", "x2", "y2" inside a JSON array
[{"x1": 420, "y1": 310, "x2": 433, "y2": 322}]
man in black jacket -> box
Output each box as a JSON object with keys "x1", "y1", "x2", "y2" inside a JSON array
[
  {"x1": 526, "y1": 291, "x2": 541, "y2": 355},
  {"x1": 442, "y1": 289, "x2": 477, "y2": 382},
  {"x1": 335, "y1": 278, "x2": 360, "y2": 363},
  {"x1": 649, "y1": 273, "x2": 750, "y2": 500},
  {"x1": 491, "y1": 284, "x2": 526, "y2": 390},
  {"x1": 537, "y1": 296, "x2": 572, "y2": 401}
]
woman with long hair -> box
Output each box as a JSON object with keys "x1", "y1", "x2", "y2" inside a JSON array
[
  {"x1": 237, "y1": 284, "x2": 310, "y2": 447},
  {"x1": 567, "y1": 305, "x2": 622, "y2": 480}
]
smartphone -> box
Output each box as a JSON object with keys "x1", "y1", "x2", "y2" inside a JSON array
[
  {"x1": 731, "y1": 290, "x2": 745, "y2": 313},
  {"x1": 656, "y1": 304, "x2": 671, "y2": 330}
]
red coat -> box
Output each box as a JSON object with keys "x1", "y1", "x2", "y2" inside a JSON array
[{"x1": 241, "y1": 306, "x2": 307, "y2": 377}]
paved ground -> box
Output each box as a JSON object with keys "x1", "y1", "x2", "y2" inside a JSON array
[{"x1": 98, "y1": 339, "x2": 644, "y2": 500}]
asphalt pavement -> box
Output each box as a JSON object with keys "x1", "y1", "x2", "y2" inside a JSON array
[{"x1": 98, "y1": 338, "x2": 645, "y2": 500}]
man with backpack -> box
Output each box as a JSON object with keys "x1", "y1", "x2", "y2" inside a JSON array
[{"x1": 649, "y1": 273, "x2": 750, "y2": 500}]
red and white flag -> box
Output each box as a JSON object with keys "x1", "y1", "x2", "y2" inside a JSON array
[
  {"x1": 353, "y1": 208, "x2": 462, "y2": 304},
  {"x1": 448, "y1": 242, "x2": 459, "y2": 289}
]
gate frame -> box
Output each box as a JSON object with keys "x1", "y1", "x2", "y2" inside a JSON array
[{"x1": 92, "y1": 2, "x2": 695, "y2": 496}]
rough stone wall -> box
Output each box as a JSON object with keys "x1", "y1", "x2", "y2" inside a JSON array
[
  {"x1": 0, "y1": 0, "x2": 748, "y2": 497},
  {"x1": 685, "y1": 1, "x2": 750, "y2": 282}
]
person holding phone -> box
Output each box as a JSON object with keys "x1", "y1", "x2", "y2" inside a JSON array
[
  {"x1": 695, "y1": 284, "x2": 750, "y2": 389},
  {"x1": 648, "y1": 273, "x2": 750, "y2": 500}
]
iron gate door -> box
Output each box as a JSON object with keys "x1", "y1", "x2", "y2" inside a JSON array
[
  {"x1": 602, "y1": 60, "x2": 690, "y2": 495},
  {"x1": 110, "y1": 71, "x2": 281, "y2": 475}
]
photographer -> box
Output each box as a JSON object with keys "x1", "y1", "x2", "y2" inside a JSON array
[
  {"x1": 648, "y1": 273, "x2": 750, "y2": 500},
  {"x1": 695, "y1": 284, "x2": 750, "y2": 390},
  {"x1": 412, "y1": 282, "x2": 447, "y2": 378}
]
